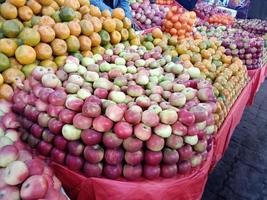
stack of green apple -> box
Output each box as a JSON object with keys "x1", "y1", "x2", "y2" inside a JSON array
[{"x1": 12, "y1": 43, "x2": 217, "y2": 180}]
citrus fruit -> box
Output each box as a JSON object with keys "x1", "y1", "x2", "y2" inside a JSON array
[
  {"x1": 15, "y1": 45, "x2": 36, "y2": 64},
  {"x1": 18, "y1": 28, "x2": 40, "y2": 46},
  {"x1": 0, "y1": 38, "x2": 18, "y2": 57},
  {"x1": 0, "y1": 53, "x2": 11, "y2": 72}
]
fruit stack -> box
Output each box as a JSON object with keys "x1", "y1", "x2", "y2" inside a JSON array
[
  {"x1": 0, "y1": 0, "x2": 140, "y2": 100},
  {"x1": 12, "y1": 43, "x2": 217, "y2": 180},
  {"x1": 0, "y1": 102, "x2": 68, "y2": 200}
]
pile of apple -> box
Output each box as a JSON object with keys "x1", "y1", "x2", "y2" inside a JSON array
[
  {"x1": 131, "y1": 0, "x2": 169, "y2": 29},
  {"x1": 0, "y1": 102, "x2": 68, "y2": 200},
  {"x1": 234, "y1": 19, "x2": 267, "y2": 36},
  {"x1": 11, "y1": 43, "x2": 217, "y2": 180}
]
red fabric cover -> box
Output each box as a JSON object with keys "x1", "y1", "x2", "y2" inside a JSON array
[
  {"x1": 210, "y1": 80, "x2": 252, "y2": 171},
  {"x1": 51, "y1": 146, "x2": 213, "y2": 200},
  {"x1": 247, "y1": 64, "x2": 267, "y2": 106}
]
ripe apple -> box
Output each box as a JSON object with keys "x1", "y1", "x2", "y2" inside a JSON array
[
  {"x1": 124, "y1": 108, "x2": 141, "y2": 125},
  {"x1": 73, "y1": 113, "x2": 92, "y2": 130},
  {"x1": 154, "y1": 124, "x2": 172, "y2": 138},
  {"x1": 82, "y1": 102, "x2": 101, "y2": 118},
  {"x1": 146, "y1": 134, "x2": 165, "y2": 151},
  {"x1": 190, "y1": 154, "x2": 202, "y2": 167},
  {"x1": 67, "y1": 141, "x2": 84, "y2": 156},
  {"x1": 103, "y1": 164, "x2": 122, "y2": 179},
  {"x1": 83, "y1": 162, "x2": 103, "y2": 177},
  {"x1": 92, "y1": 116, "x2": 113, "y2": 132},
  {"x1": 48, "y1": 118, "x2": 64, "y2": 134},
  {"x1": 134, "y1": 123, "x2": 152, "y2": 141},
  {"x1": 178, "y1": 160, "x2": 192, "y2": 174},
  {"x1": 0, "y1": 186, "x2": 20, "y2": 200},
  {"x1": 102, "y1": 132, "x2": 123, "y2": 148},
  {"x1": 123, "y1": 136, "x2": 143, "y2": 152},
  {"x1": 178, "y1": 109, "x2": 195, "y2": 126},
  {"x1": 113, "y1": 121, "x2": 133, "y2": 139},
  {"x1": 178, "y1": 145, "x2": 193, "y2": 161},
  {"x1": 193, "y1": 139, "x2": 208, "y2": 153},
  {"x1": 25, "y1": 158, "x2": 44, "y2": 176},
  {"x1": 59, "y1": 109, "x2": 76, "y2": 124},
  {"x1": 20, "y1": 175, "x2": 48, "y2": 199},
  {"x1": 51, "y1": 148, "x2": 66, "y2": 164},
  {"x1": 105, "y1": 104, "x2": 124, "y2": 122},
  {"x1": 125, "y1": 150, "x2": 143, "y2": 165},
  {"x1": 83, "y1": 145, "x2": 104, "y2": 164},
  {"x1": 48, "y1": 88, "x2": 67, "y2": 106},
  {"x1": 39, "y1": 88, "x2": 54, "y2": 102},
  {"x1": 53, "y1": 136, "x2": 67, "y2": 150},
  {"x1": 108, "y1": 91, "x2": 126, "y2": 103},
  {"x1": 94, "y1": 88, "x2": 108, "y2": 99},
  {"x1": 38, "y1": 113, "x2": 51, "y2": 128},
  {"x1": 81, "y1": 129, "x2": 102, "y2": 145},
  {"x1": 144, "y1": 150, "x2": 162, "y2": 165},
  {"x1": 37, "y1": 141, "x2": 53, "y2": 156},
  {"x1": 166, "y1": 135, "x2": 184, "y2": 149},
  {"x1": 159, "y1": 109, "x2": 178, "y2": 125},
  {"x1": 172, "y1": 121, "x2": 187, "y2": 136},
  {"x1": 141, "y1": 110, "x2": 160, "y2": 127},
  {"x1": 65, "y1": 155, "x2": 84, "y2": 171},
  {"x1": 65, "y1": 95, "x2": 84, "y2": 111},
  {"x1": 127, "y1": 85, "x2": 144, "y2": 97},
  {"x1": 18, "y1": 150, "x2": 32, "y2": 162},
  {"x1": 0, "y1": 145, "x2": 18, "y2": 167},
  {"x1": 136, "y1": 95, "x2": 151, "y2": 108},
  {"x1": 161, "y1": 164, "x2": 177, "y2": 178},
  {"x1": 4, "y1": 160, "x2": 29, "y2": 185},
  {"x1": 104, "y1": 148, "x2": 124, "y2": 165},
  {"x1": 3, "y1": 130, "x2": 19, "y2": 142},
  {"x1": 184, "y1": 135, "x2": 198, "y2": 146},
  {"x1": 42, "y1": 129, "x2": 55, "y2": 143},
  {"x1": 169, "y1": 92, "x2": 186, "y2": 107},
  {"x1": 27, "y1": 135, "x2": 40, "y2": 148},
  {"x1": 143, "y1": 165, "x2": 160, "y2": 179},
  {"x1": 123, "y1": 164, "x2": 142, "y2": 180},
  {"x1": 62, "y1": 124, "x2": 81, "y2": 141},
  {"x1": 31, "y1": 124, "x2": 44, "y2": 139},
  {"x1": 35, "y1": 99, "x2": 48, "y2": 112},
  {"x1": 47, "y1": 105, "x2": 64, "y2": 118},
  {"x1": 163, "y1": 148, "x2": 179, "y2": 164}
]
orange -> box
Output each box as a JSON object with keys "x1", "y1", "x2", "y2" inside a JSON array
[
  {"x1": 112, "y1": 8, "x2": 125, "y2": 20},
  {"x1": 26, "y1": 0, "x2": 42, "y2": 14},
  {"x1": 79, "y1": 35, "x2": 91, "y2": 51},
  {"x1": 53, "y1": 23, "x2": 70, "y2": 39},
  {"x1": 9, "y1": 0, "x2": 26, "y2": 7},
  {"x1": 38, "y1": 25, "x2": 55, "y2": 42},
  {"x1": 0, "y1": 39, "x2": 18, "y2": 57},
  {"x1": 103, "y1": 18, "x2": 116, "y2": 33},
  {"x1": 91, "y1": 17, "x2": 102, "y2": 32},
  {"x1": 68, "y1": 21, "x2": 81, "y2": 36},
  {"x1": 15, "y1": 45, "x2": 36, "y2": 64},
  {"x1": 110, "y1": 30, "x2": 121, "y2": 44},
  {"x1": 0, "y1": 3, "x2": 18, "y2": 19},
  {"x1": 35, "y1": 43, "x2": 53, "y2": 60},
  {"x1": 89, "y1": 32, "x2": 101, "y2": 47},
  {"x1": 89, "y1": 5, "x2": 101, "y2": 17},
  {"x1": 51, "y1": 39, "x2": 67, "y2": 56},
  {"x1": 63, "y1": 0, "x2": 80, "y2": 10},
  {"x1": 80, "y1": 19, "x2": 94, "y2": 36},
  {"x1": 0, "y1": 84, "x2": 14, "y2": 101}
]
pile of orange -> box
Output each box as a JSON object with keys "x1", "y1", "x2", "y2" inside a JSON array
[
  {"x1": 208, "y1": 14, "x2": 235, "y2": 26},
  {"x1": 162, "y1": 6, "x2": 196, "y2": 40}
]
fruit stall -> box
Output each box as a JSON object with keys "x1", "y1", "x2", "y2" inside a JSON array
[{"x1": 0, "y1": 0, "x2": 267, "y2": 199}]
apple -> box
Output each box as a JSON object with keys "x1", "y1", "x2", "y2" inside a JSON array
[
  {"x1": 178, "y1": 109, "x2": 195, "y2": 126},
  {"x1": 189, "y1": 105, "x2": 209, "y2": 123},
  {"x1": 178, "y1": 160, "x2": 192, "y2": 174},
  {"x1": 148, "y1": 105, "x2": 162, "y2": 114},
  {"x1": 105, "y1": 104, "x2": 124, "y2": 122},
  {"x1": 123, "y1": 164, "x2": 142, "y2": 180},
  {"x1": 93, "y1": 78, "x2": 113, "y2": 90},
  {"x1": 124, "y1": 108, "x2": 142, "y2": 125},
  {"x1": 144, "y1": 150, "x2": 162, "y2": 166},
  {"x1": 82, "y1": 102, "x2": 101, "y2": 118},
  {"x1": 35, "y1": 99, "x2": 48, "y2": 112},
  {"x1": 83, "y1": 145, "x2": 104, "y2": 163},
  {"x1": 123, "y1": 136, "x2": 143, "y2": 152},
  {"x1": 134, "y1": 123, "x2": 152, "y2": 141},
  {"x1": 48, "y1": 88, "x2": 67, "y2": 106},
  {"x1": 0, "y1": 186, "x2": 20, "y2": 200},
  {"x1": 25, "y1": 158, "x2": 44, "y2": 176},
  {"x1": 47, "y1": 105, "x2": 64, "y2": 118},
  {"x1": 39, "y1": 88, "x2": 54, "y2": 102},
  {"x1": 93, "y1": 88, "x2": 108, "y2": 99},
  {"x1": 38, "y1": 113, "x2": 51, "y2": 127},
  {"x1": 43, "y1": 188, "x2": 63, "y2": 200},
  {"x1": 159, "y1": 109, "x2": 178, "y2": 125},
  {"x1": 113, "y1": 121, "x2": 133, "y2": 139},
  {"x1": 141, "y1": 110, "x2": 160, "y2": 127},
  {"x1": 30, "y1": 124, "x2": 43, "y2": 138},
  {"x1": 2, "y1": 113, "x2": 20, "y2": 129},
  {"x1": 108, "y1": 91, "x2": 126, "y2": 103},
  {"x1": 190, "y1": 154, "x2": 202, "y2": 167},
  {"x1": 104, "y1": 148, "x2": 124, "y2": 165},
  {"x1": 0, "y1": 136, "x2": 13, "y2": 148},
  {"x1": 41, "y1": 73, "x2": 60, "y2": 88},
  {"x1": 4, "y1": 160, "x2": 29, "y2": 185},
  {"x1": 37, "y1": 141, "x2": 53, "y2": 156},
  {"x1": 178, "y1": 145, "x2": 193, "y2": 161},
  {"x1": 161, "y1": 164, "x2": 177, "y2": 178},
  {"x1": 92, "y1": 116, "x2": 113, "y2": 132},
  {"x1": 127, "y1": 85, "x2": 144, "y2": 97},
  {"x1": 154, "y1": 124, "x2": 172, "y2": 138},
  {"x1": 48, "y1": 118, "x2": 64, "y2": 134},
  {"x1": 56, "y1": 68, "x2": 68, "y2": 81},
  {"x1": 27, "y1": 135, "x2": 40, "y2": 148},
  {"x1": 18, "y1": 150, "x2": 32, "y2": 162},
  {"x1": 184, "y1": 135, "x2": 198, "y2": 145},
  {"x1": 166, "y1": 135, "x2": 184, "y2": 149},
  {"x1": 67, "y1": 141, "x2": 84, "y2": 156},
  {"x1": 73, "y1": 113, "x2": 92, "y2": 130},
  {"x1": 20, "y1": 175, "x2": 48, "y2": 199},
  {"x1": 20, "y1": 117, "x2": 34, "y2": 130},
  {"x1": 169, "y1": 92, "x2": 186, "y2": 107},
  {"x1": 0, "y1": 145, "x2": 18, "y2": 167},
  {"x1": 83, "y1": 162, "x2": 103, "y2": 177},
  {"x1": 68, "y1": 74, "x2": 84, "y2": 86},
  {"x1": 59, "y1": 109, "x2": 76, "y2": 124},
  {"x1": 103, "y1": 164, "x2": 122, "y2": 179},
  {"x1": 124, "y1": 150, "x2": 143, "y2": 165},
  {"x1": 62, "y1": 124, "x2": 81, "y2": 141},
  {"x1": 53, "y1": 136, "x2": 67, "y2": 150},
  {"x1": 42, "y1": 129, "x2": 55, "y2": 143},
  {"x1": 102, "y1": 132, "x2": 123, "y2": 148},
  {"x1": 51, "y1": 148, "x2": 66, "y2": 164},
  {"x1": 65, "y1": 155, "x2": 84, "y2": 171},
  {"x1": 4, "y1": 130, "x2": 20, "y2": 143},
  {"x1": 163, "y1": 148, "x2": 179, "y2": 164},
  {"x1": 83, "y1": 71, "x2": 99, "y2": 82},
  {"x1": 146, "y1": 134, "x2": 165, "y2": 152},
  {"x1": 65, "y1": 95, "x2": 84, "y2": 111},
  {"x1": 143, "y1": 165, "x2": 160, "y2": 179},
  {"x1": 136, "y1": 95, "x2": 151, "y2": 108},
  {"x1": 32, "y1": 66, "x2": 48, "y2": 80},
  {"x1": 81, "y1": 129, "x2": 102, "y2": 145}
]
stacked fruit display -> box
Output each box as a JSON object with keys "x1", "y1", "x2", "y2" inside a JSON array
[
  {"x1": 0, "y1": 102, "x2": 68, "y2": 200},
  {"x1": 207, "y1": 14, "x2": 234, "y2": 26},
  {"x1": 11, "y1": 43, "x2": 217, "y2": 180},
  {"x1": 234, "y1": 19, "x2": 267, "y2": 35},
  {"x1": 130, "y1": 0, "x2": 169, "y2": 29},
  {"x1": 0, "y1": 0, "x2": 139, "y2": 100},
  {"x1": 162, "y1": 6, "x2": 196, "y2": 40}
]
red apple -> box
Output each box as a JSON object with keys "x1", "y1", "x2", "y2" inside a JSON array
[
  {"x1": 48, "y1": 88, "x2": 67, "y2": 106},
  {"x1": 127, "y1": 85, "x2": 144, "y2": 97},
  {"x1": 53, "y1": 136, "x2": 67, "y2": 150},
  {"x1": 35, "y1": 99, "x2": 48, "y2": 112},
  {"x1": 104, "y1": 148, "x2": 124, "y2": 165},
  {"x1": 172, "y1": 121, "x2": 188, "y2": 136},
  {"x1": 31, "y1": 124, "x2": 44, "y2": 138},
  {"x1": 4, "y1": 129, "x2": 20, "y2": 142},
  {"x1": 65, "y1": 155, "x2": 84, "y2": 171},
  {"x1": 123, "y1": 164, "x2": 142, "y2": 180},
  {"x1": 102, "y1": 132, "x2": 123, "y2": 148},
  {"x1": 48, "y1": 118, "x2": 64, "y2": 134},
  {"x1": 159, "y1": 109, "x2": 178, "y2": 125},
  {"x1": 38, "y1": 113, "x2": 51, "y2": 128},
  {"x1": 136, "y1": 95, "x2": 151, "y2": 108},
  {"x1": 193, "y1": 139, "x2": 208, "y2": 153},
  {"x1": 65, "y1": 95, "x2": 84, "y2": 111},
  {"x1": 161, "y1": 164, "x2": 177, "y2": 178},
  {"x1": 134, "y1": 123, "x2": 151, "y2": 141},
  {"x1": 24, "y1": 105, "x2": 40, "y2": 122},
  {"x1": 20, "y1": 175, "x2": 48, "y2": 199},
  {"x1": 81, "y1": 129, "x2": 102, "y2": 145},
  {"x1": 92, "y1": 116, "x2": 113, "y2": 132},
  {"x1": 113, "y1": 121, "x2": 133, "y2": 139},
  {"x1": 163, "y1": 148, "x2": 179, "y2": 164},
  {"x1": 144, "y1": 150, "x2": 162, "y2": 165},
  {"x1": 125, "y1": 150, "x2": 143, "y2": 165},
  {"x1": 21, "y1": 117, "x2": 34, "y2": 130},
  {"x1": 94, "y1": 88, "x2": 108, "y2": 99},
  {"x1": 105, "y1": 104, "x2": 124, "y2": 122},
  {"x1": 0, "y1": 186, "x2": 20, "y2": 200},
  {"x1": 124, "y1": 108, "x2": 141, "y2": 125},
  {"x1": 51, "y1": 148, "x2": 66, "y2": 164},
  {"x1": 83, "y1": 145, "x2": 104, "y2": 164},
  {"x1": 103, "y1": 164, "x2": 122, "y2": 179},
  {"x1": 146, "y1": 134, "x2": 165, "y2": 152},
  {"x1": 67, "y1": 141, "x2": 84, "y2": 156},
  {"x1": 32, "y1": 66, "x2": 48, "y2": 80},
  {"x1": 37, "y1": 141, "x2": 53, "y2": 156},
  {"x1": 178, "y1": 109, "x2": 195, "y2": 126},
  {"x1": 2, "y1": 113, "x2": 20, "y2": 129},
  {"x1": 4, "y1": 160, "x2": 29, "y2": 185},
  {"x1": 39, "y1": 88, "x2": 54, "y2": 102},
  {"x1": 42, "y1": 129, "x2": 55, "y2": 143},
  {"x1": 85, "y1": 95, "x2": 101, "y2": 105},
  {"x1": 178, "y1": 145, "x2": 193, "y2": 161},
  {"x1": 27, "y1": 135, "x2": 40, "y2": 148},
  {"x1": 178, "y1": 160, "x2": 192, "y2": 174},
  {"x1": 143, "y1": 165, "x2": 160, "y2": 179},
  {"x1": 59, "y1": 109, "x2": 76, "y2": 124},
  {"x1": 47, "y1": 105, "x2": 64, "y2": 118},
  {"x1": 0, "y1": 145, "x2": 18, "y2": 167},
  {"x1": 166, "y1": 135, "x2": 184, "y2": 149},
  {"x1": 141, "y1": 110, "x2": 160, "y2": 127},
  {"x1": 25, "y1": 158, "x2": 44, "y2": 176},
  {"x1": 73, "y1": 113, "x2": 92, "y2": 130},
  {"x1": 18, "y1": 150, "x2": 32, "y2": 162},
  {"x1": 82, "y1": 102, "x2": 101, "y2": 118},
  {"x1": 123, "y1": 136, "x2": 143, "y2": 152},
  {"x1": 83, "y1": 162, "x2": 103, "y2": 177}
]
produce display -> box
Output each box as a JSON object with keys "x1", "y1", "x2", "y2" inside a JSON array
[
  {"x1": 0, "y1": 0, "x2": 140, "y2": 100},
  {"x1": 0, "y1": 102, "x2": 68, "y2": 200},
  {"x1": 234, "y1": 19, "x2": 267, "y2": 35},
  {"x1": 131, "y1": 0, "x2": 169, "y2": 29},
  {"x1": 207, "y1": 14, "x2": 234, "y2": 26}
]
